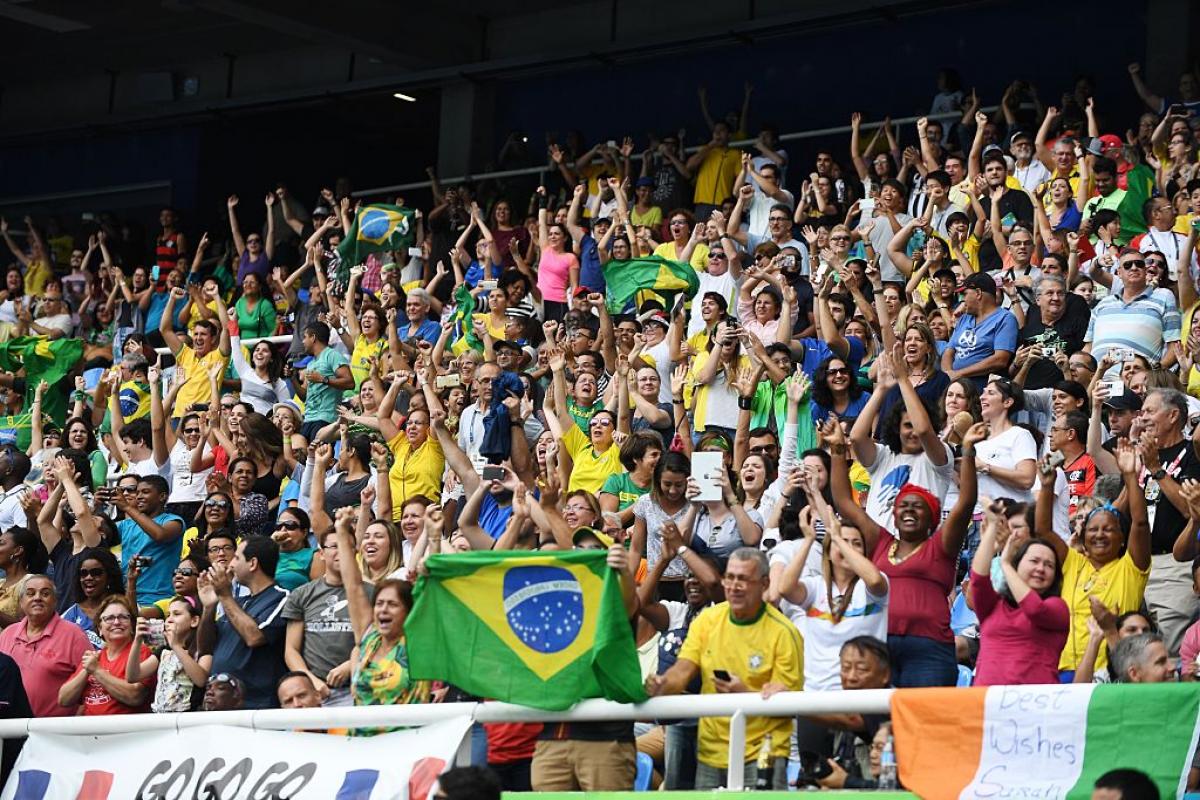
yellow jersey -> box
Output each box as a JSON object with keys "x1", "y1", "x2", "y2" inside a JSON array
[{"x1": 678, "y1": 601, "x2": 804, "y2": 768}]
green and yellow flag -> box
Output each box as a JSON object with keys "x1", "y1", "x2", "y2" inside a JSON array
[
  {"x1": 0, "y1": 336, "x2": 83, "y2": 449},
  {"x1": 406, "y1": 550, "x2": 646, "y2": 710},
  {"x1": 336, "y1": 204, "x2": 417, "y2": 283},
  {"x1": 448, "y1": 283, "x2": 482, "y2": 357},
  {"x1": 601, "y1": 255, "x2": 699, "y2": 314}
]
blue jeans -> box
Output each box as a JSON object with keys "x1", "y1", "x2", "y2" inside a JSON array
[
  {"x1": 470, "y1": 722, "x2": 488, "y2": 765},
  {"x1": 888, "y1": 634, "x2": 957, "y2": 687},
  {"x1": 663, "y1": 723, "x2": 698, "y2": 790}
]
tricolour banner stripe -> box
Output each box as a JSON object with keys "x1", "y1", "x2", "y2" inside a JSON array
[{"x1": 893, "y1": 687, "x2": 987, "y2": 800}]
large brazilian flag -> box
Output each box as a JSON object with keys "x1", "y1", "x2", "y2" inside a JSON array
[
  {"x1": 406, "y1": 550, "x2": 647, "y2": 710},
  {"x1": 0, "y1": 336, "x2": 83, "y2": 449},
  {"x1": 336, "y1": 204, "x2": 417, "y2": 283},
  {"x1": 601, "y1": 255, "x2": 699, "y2": 314},
  {"x1": 448, "y1": 283, "x2": 483, "y2": 357}
]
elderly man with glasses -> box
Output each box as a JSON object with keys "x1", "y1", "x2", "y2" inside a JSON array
[{"x1": 1084, "y1": 247, "x2": 1183, "y2": 375}]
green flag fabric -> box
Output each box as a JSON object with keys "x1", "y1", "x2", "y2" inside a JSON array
[
  {"x1": 407, "y1": 550, "x2": 647, "y2": 710},
  {"x1": 336, "y1": 204, "x2": 417, "y2": 283},
  {"x1": 601, "y1": 255, "x2": 699, "y2": 314},
  {"x1": 448, "y1": 283, "x2": 483, "y2": 357},
  {"x1": 0, "y1": 336, "x2": 83, "y2": 449}
]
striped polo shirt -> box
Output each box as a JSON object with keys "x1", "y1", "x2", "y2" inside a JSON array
[{"x1": 1085, "y1": 286, "x2": 1181, "y2": 372}]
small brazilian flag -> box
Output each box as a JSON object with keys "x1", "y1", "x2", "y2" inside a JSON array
[
  {"x1": 406, "y1": 550, "x2": 647, "y2": 710},
  {"x1": 337, "y1": 203, "x2": 417, "y2": 280},
  {"x1": 601, "y1": 255, "x2": 699, "y2": 314},
  {"x1": 448, "y1": 283, "x2": 483, "y2": 357},
  {"x1": 0, "y1": 336, "x2": 83, "y2": 449}
]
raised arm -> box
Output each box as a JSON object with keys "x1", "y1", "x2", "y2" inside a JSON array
[{"x1": 226, "y1": 195, "x2": 245, "y2": 258}]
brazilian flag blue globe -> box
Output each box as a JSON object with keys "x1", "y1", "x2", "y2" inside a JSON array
[{"x1": 337, "y1": 203, "x2": 417, "y2": 277}]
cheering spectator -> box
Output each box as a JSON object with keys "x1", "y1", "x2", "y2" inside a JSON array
[
  {"x1": 0, "y1": 575, "x2": 91, "y2": 717},
  {"x1": 58, "y1": 596, "x2": 153, "y2": 715},
  {"x1": 197, "y1": 536, "x2": 289, "y2": 709},
  {"x1": 646, "y1": 548, "x2": 802, "y2": 790}
]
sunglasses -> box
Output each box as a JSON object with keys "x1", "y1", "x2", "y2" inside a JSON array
[
  {"x1": 173, "y1": 567, "x2": 198, "y2": 577},
  {"x1": 205, "y1": 499, "x2": 230, "y2": 509},
  {"x1": 79, "y1": 567, "x2": 106, "y2": 579},
  {"x1": 275, "y1": 521, "x2": 303, "y2": 531},
  {"x1": 827, "y1": 367, "x2": 851, "y2": 377},
  {"x1": 1121, "y1": 259, "x2": 1147, "y2": 270},
  {"x1": 183, "y1": 428, "x2": 202, "y2": 435}
]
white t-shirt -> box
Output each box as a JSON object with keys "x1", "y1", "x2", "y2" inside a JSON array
[
  {"x1": 168, "y1": 439, "x2": 212, "y2": 504},
  {"x1": 128, "y1": 454, "x2": 173, "y2": 483},
  {"x1": 768, "y1": 537, "x2": 825, "y2": 583},
  {"x1": 974, "y1": 425, "x2": 1039, "y2": 507},
  {"x1": 35, "y1": 313, "x2": 73, "y2": 337},
  {"x1": 1014, "y1": 161, "x2": 1052, "y2": 194},
  {"x1": 642, "y1": 339, "x2": 673, "y2": 404},
  {"x1": 864, "y1": 442, "x2": 956, "y2": 536},
  {"x1": 0, "y1": 485, "x2": 27, "y2": 532},
  {"x1": 781, "y1": 574, "x2": 889, "y2": 692},
  {"x1": 689, "y1": 271, "x2": 739, "y2": 337}
]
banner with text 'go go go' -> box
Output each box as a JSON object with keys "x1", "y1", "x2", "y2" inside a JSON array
[
  {"x1": 0, "y1": 716, "x2": 471, "y2": 800},
  {"x1": 892, "y1": 683, "x2": 1200, "y2": 800}
]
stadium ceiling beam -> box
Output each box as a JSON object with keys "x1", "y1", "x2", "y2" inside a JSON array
[{"x1": 187, "y1": 0, "x2": 429, "y2": 69}]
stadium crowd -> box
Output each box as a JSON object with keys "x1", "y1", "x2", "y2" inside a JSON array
[{"x1": 0, "y1": 64, "x2": 1195, "y2": 795}]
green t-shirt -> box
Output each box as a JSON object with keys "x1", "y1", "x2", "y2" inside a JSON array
[
  {"x1": 599, "y1": 472, "x2": 650, "y2": 511},
  {"x1": 303, "y1": 346, "x2": 349, "y2": 424}
]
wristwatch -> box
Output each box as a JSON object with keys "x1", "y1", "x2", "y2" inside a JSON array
[
  {"x1": 1152, "y1": 468, "x2": 1167, "y2": 481},
  {"x1": 676, "y1": 545, "x2": 689, "y2": 556}
]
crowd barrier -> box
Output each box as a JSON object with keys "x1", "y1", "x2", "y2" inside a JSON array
[{"x1": 0, "y1": 690, "x2": 893, "y2": 791}]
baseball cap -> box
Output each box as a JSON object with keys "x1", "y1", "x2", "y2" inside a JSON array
[
  {"x1": 312, "y1": 205, "x2": 332, "y2": 217},
  {"x1": 572, "y1": 526, "x2": 614, "y2": 549},
  {"x1": 1008, "y1": 129, "x2": 1033, "y2": 146},
  {"x1": 635, "y1": 176, "x2": 655, "y2": 188},
  {"x1": 1097, "y1": 134, "x2": 1123, "y2": 152},
  {"x1": 962, "y1": 272, "x2": 997, "y2": 295},
  {"x1": 982, "y1": 143, "x2": 1005, "y2": 159},
  {"x1": 493, "y1": 339, "x2": 520, "y2": 353},
  {"x1": 641, "y1": 310, "x2": 670, "y2": 330},
  {"x1": 1103, "y1": 390, "x2": 1142, "y2": 412},
  {"x1": 572, "y1": 286, "x2": 591, "y2": 299}
]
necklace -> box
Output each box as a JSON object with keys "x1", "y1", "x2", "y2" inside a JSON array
[{"x1": 887, "y1": 538, "x2": 925, "y2": 565}]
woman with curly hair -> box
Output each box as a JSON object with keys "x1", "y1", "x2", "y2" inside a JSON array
[{"x1": 810, "y1": 355, "x2": 868, "y2": 428}]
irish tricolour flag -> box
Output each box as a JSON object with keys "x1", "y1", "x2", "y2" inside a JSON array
[{"x1": 892, "y1": 684, "x2": 1200, "y2": 799}]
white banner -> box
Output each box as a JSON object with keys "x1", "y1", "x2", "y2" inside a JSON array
[{"x1": 0, "y1": 717, "x2": 471, "y2": 800}]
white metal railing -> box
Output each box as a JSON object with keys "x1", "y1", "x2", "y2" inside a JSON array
[
  {"x1": 353, "y1": 107, "x2": 1000, "y2": 197},
  {"x1": 0, "y1": 689, "x2": 895, "y2": 791}
]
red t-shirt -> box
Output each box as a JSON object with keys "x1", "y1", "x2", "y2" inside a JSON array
[
  {"x1": 81, "y1": 641, "x2": 155, "y2": 715},
  {"x1": 871, "y1": 527, "x2": 957, "y2": 643},
  {"x1": 1063, "y1": 453, "x2": 1097, "y2": 515},
  {"x1": 485, "y1": 722, "x2": 543, "y2": 764}
]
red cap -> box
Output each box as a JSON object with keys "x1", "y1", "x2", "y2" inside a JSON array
[
  {"x1": 1098, "y1": 134, "x2": 1123, "y2": 152},
  {"x1": 894, "y1": 483, "x2": 941, "y2": 527},
  {"x1": 572, "y1": 286, "x2": 591, "y2": 298}
]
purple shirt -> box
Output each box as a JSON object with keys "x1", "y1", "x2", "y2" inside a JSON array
[{"x1": 237, "y1": 250, "x2": 270, "y2": 284}]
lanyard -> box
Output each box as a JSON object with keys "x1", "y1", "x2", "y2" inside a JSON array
[{"x1": 1147, "y1": 230, "x2": 1180, "y2": 262}]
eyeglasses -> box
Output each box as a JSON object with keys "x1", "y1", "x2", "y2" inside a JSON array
[
  {"x1": 768, "y1": 216, "x2": 790, "y2": 223},
  {"x1": 79, "y1": 567, "x2": 106, "y2": 579},
  {"x1": 207, "y1": 544, "x2": 236, "y2": 554},
  {"x1": 100, "y1": 613, "x2": 131, "y2": 624},
  {"x1": 275, "y1": 521, "x2": 303, "y2": 531},
  {"x1": 173, "y1": 567, "x2": 198, "y2": 577},
  {"x1": 205, "y1": 499, "x2": 230, "y2": 509},
  {"x1": 670, "y1": 220, "x2": 687, "y2": 228}
]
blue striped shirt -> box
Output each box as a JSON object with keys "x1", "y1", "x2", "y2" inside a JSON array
[{"x1": 1085, "y1": 287, "x2": 1180, "y2": 367}]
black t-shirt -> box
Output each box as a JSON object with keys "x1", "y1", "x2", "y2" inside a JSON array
[
  {"x1": 1016, "y1": 297, "x2": 1090, "y2": 390},
  {"x1": 976, "y1": 190, "x2": 1035, "y2": 272},
  {"x1": 1141, "y1": 439, "x2": 1200, "y2": 554}
]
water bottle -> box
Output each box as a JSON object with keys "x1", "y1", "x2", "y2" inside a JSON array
[
  {"x1": 878, "y1": 734, "x2": 898, "y2": 789},
  {"x1": 755, "y1": 732, "x2": 773, "y2": 789}
]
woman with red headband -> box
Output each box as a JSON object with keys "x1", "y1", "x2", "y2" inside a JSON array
[{"x1": 827, "y1": 415, "x2": 988, "y2": 687}]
